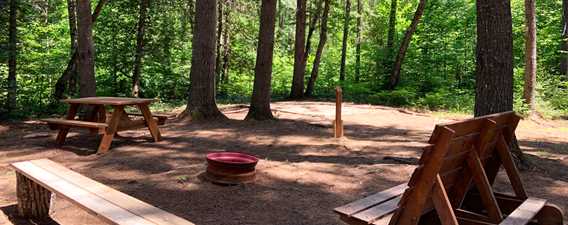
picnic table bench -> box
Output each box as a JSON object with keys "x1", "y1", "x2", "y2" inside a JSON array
[
  {"x1": 41, "y1": 97, "x2": 168, "y2": 154},
  {"x1": 11, "y1": 159, "x2": 194, "y2": 225},
  {"x1": 334, "y1": 111, "x2": 564, "y2": 225}
]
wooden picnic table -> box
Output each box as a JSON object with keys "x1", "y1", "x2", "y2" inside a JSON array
[{"x1": 42, "y1": 97, "x2": 163, "y2": 154}]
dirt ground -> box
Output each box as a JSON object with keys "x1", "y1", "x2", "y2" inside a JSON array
[{"x1": 0, "y1": 101, "x2": 567, "y2": 225}]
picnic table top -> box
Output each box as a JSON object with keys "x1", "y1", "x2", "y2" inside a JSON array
[{"x1": 62, "y1": 97, "x2": 155, "y2": 106}]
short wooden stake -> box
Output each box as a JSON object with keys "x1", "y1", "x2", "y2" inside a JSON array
[
  {"x1": 16, "y1": 172, "x2": 54, "y2": 220},
  {"x1": 334, "y1": 86, "x2": 344, "y2": 138}
]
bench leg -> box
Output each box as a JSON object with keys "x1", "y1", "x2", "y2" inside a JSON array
[
  {"x1": 16, "y1": 172, "x2": 54, "y2": 220},
  {"x1": 98, "y1": 106, "x2": 124, "y2": 154},
  {"x1": 536, "y1": 204, "x2": 563, "y2": 225}
]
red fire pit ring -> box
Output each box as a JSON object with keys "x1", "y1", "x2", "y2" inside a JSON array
[{"x1": 205, "y1": 152, "x2": 259, "y2": 185}]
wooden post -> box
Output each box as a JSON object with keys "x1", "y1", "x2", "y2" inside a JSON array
[
  {"x1": 16, "y1": 172, "x2": 54, "y2": 220},
  {"x1": 334, "y1": 86, "x2": 344, "y2": 138}
]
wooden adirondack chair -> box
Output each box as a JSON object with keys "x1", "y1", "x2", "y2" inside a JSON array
[{"x1": 334, "y1": 111, "x2": 564, "y2": 225}]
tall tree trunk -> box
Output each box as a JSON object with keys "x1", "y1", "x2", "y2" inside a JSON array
[
  {"x1": 54, "y1": 0, "x2": 108, "y2": 100},
  {"x1": 66, "y1": 0, "x2": 78, "y2": 95},
  {"x1": 355, "y1": 0, "x2": 362, "y2": 82},
  {"x1": 303, "y1": 0, "x2": 323, "y2": 66},
  {"x1": 6, "y1": 0, "x2": 17, "y2": 112},
  {"x1": 339, "y1": 0, "x2": 351, "y2": 81},
  {"x1": 132, "y1": 0, "x2": 149, "y2": 97},
  {"x1": 305, "y1": 0, "x2": 330, "y2": 97},
  {"x1": 475, "y1": 0, "x2": 513, "y2": 116},
  {"x1": 387, "y1": 0, "x2": 427, "y2": 89},
  {"x1": 475, "y1": 0, "x2": 527, "y2": 167},
  {"x1": 561, "y1": 0, "x2": 568, "y2": 76},
  {"x1": 246, "y1": 0, "x2": 277, "y2": 120},
  {"x1": 221, "y1": 0, "x2": 231, "y2": 85},
  {"x1": 184, "y1": 0, "x2": 225, "y2": 120},
  {"x1": 386, "y1": 0, "x2": 397, "y2": 53},
  {"x1": 523, "y1": 0, "x2": 537, "y2": 113},
  {"x1": 215, "y1": 0, "x2": 224, "y2": 87},
  {"x1": 290, "y1": 0, "x2": 307, "y2": 99},
  {"x1": 76, "y1": 0, "x2": 96, "y2": 98}
]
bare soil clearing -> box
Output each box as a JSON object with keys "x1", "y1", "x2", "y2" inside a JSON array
[{"x1": 0, "y1": 101, "x2": 566, "y2": 225}]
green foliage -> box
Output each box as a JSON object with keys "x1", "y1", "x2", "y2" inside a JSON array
[{"x1": 1, "y1": 0, "x2": 567, "y2": 119}]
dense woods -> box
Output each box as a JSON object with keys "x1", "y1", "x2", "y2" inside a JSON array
[{"x1": 1, "y1": 0, "x2": 567, "y2": 119}]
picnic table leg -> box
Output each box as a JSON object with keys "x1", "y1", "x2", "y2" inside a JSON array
[
  {"x1": 55, "y1": 103, "x2": 79, "y2": 145},
  {"x1": 138, "y1": 104, "x2": 161, "y2": 142},
  {"x1": 98, "y1": 106, "x2": 124, "y2": 154}
]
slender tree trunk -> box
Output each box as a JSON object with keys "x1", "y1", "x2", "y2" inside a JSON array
[
  {"x1": 76, "y1": 0, "x2": 96, "y2": 98},
  {"x1": 387, "y1": 0, "x2": 427, "y2": 89},
  {"x1": 303, "y1": 0, "x2": 323, "y2": 66},
  {"x1": 246, "y1": 0, "x2": 277, "y2": 120},
  {"x1": 221, "y1": 0, "x2": 231, "y2": 85},
  {"x1": 305, "y1": 0, "x2": 330, "y2": 97},
  {"x1": 66, "y1": 0, "x2": 78, "y2": 95},
  {"x1": 290, "y1": 0, "x2": 307, "y2": 99},
  {"x1": 54, "y1": 0, "x2": 108, "y2": 100},
  {"x1": 6, "y1": 0, "x2": 17, "y2": 112},
  {"x1": 132, "y1": 0, "x2": 149, "y2": 97},
  {"x1": 215, "y1": 0, "x2": 224, "y2": 86},
  {"x1": 355, "y1": 0, "x2": 362, "y2": 82},
  {"x1": 523, "y1": 0, "x2": 537, "y2": 113},
  {"x1": 386, "y1": 0, "x2": 397, "y2": 53},
  {"x1": 339, "y1": 0, "x2": 351, "y2": 81},
  {"x1": 561, "y1": 0, "x2": 568, "y2": 76},
  {"x1": 183, "y1": 0, "x2": 225, "y2": 120}
]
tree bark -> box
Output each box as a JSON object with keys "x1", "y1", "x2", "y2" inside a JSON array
[
  {"x1": 339, "y1": 0, "x2": 351, "y2": 82},
  {"x1": 76, "y1": 0, "x2": 96, "y2": 98},
  {"x1": 6, "y1": 0, "x2": 17, "y2": 111},
  {"x1": 53, "y1": 0, "x2": 108, "y2": 100},
  {"x1": 305, "y1": 0, "x2": 330, "y2": 97},
  {"x1": 386, "y1": 0, "x2": 397, "y2": 53},
  {"x1": 183, "y1": 0, "x2": 225, "y2": 120},
  {"x1": 355, "y1": 0, "x2": 362, "y2": 82},
  {"x1": 475, "y1": 0, "x2": 527, "y2": 167},
  {"x1": 132, "y1": 0, "x2": 150, "y2": 97},
  {"x1": 246, "y1": 0, "x2": 277, "y2": 120},
  {"x1": 474, "y1": 0, "x2": 514, "y2": 116},
  {"x1": 387, "y1": 0, "x2": 427, "y2": 89},
  {"x1": 290, "y1": 0, "x2": 307, "y2": 99},
  {"x1": 523, "y1": 0, "x2": 536, "y2": 113},
  {"x1": 560, "y1": 0, "x2": 568, "y2": 76}
]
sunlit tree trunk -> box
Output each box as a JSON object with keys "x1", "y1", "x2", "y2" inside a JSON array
[
  {"x1": 355, "y1": 0, "x2": 362, "y2": 82},
  {"x1": 388, "y1": 0, "x2": 427, "y2": 89},
  {"x1": 523, "y1": 0, "x2": 537, "y2": 113},
  {"x1": 246, "y1": 0, "x2": 277, "y2": 120},
  {"x1": 339, "y1": 0, "x2": 351, "y2": 81},
  {"x1": 305, "y1": 0, "x2": 330, "y2": 97},
  {"x1": 184, "y1": 0, "x2": 225, "y2": 120},
  {"x1": 76, "y1": 0, "x2": 96, "y2": 98},
  {"x1": 290, "y1": 0, "x2": 307, "y2": 99},
  {"x1": 6, "y1": 0, "x2": 17, "y2": 112},
  {"x1": 132, "y1": 0, "x2": 149, "y2": 97},
  {"x1": 220, "y1": 0, "x2": 232, "y2": 86}
]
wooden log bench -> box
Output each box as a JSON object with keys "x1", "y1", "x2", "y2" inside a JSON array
[
  {"x1": 11, "y1": 159, "x2": 195, "y2": 225},
  {"x1": 334, "y1": 112, "x2": 564, "y2": 225}
]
